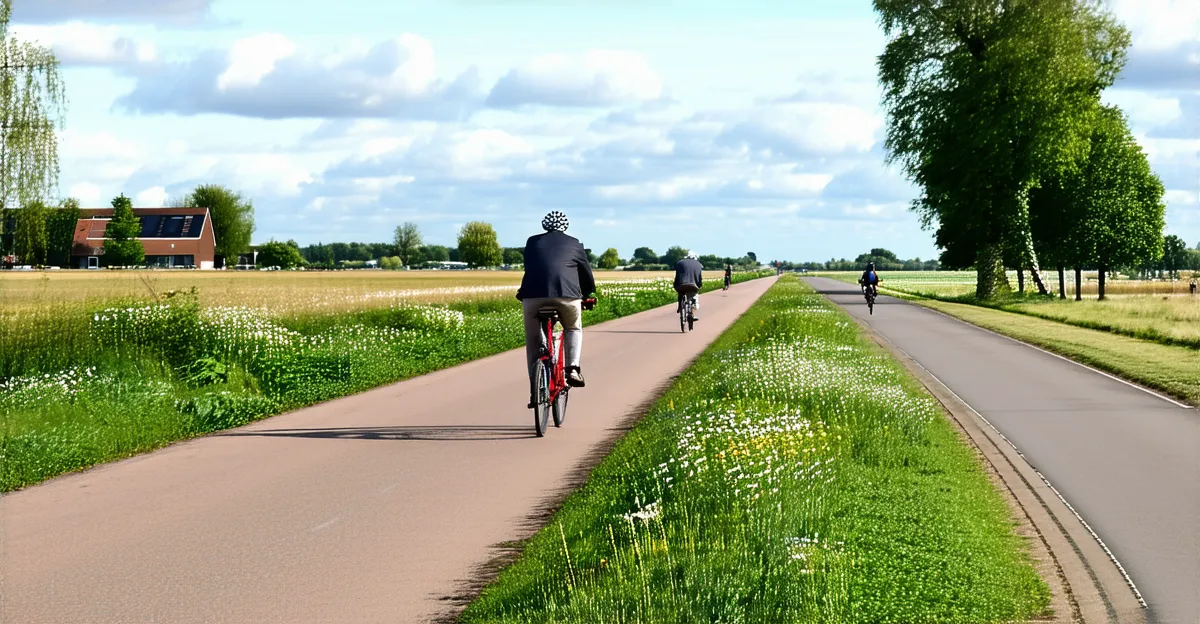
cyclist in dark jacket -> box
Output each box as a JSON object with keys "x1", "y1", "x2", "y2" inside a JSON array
[
  {"x1": 517, "y1": 211, "x2": 595, "y2": 404},
  {"x1": 724, "y1": 264, "x2": 732, "y2": 289},
  {"x1": 674, "y1": 252, "x2": 704, "y2": 321},
  {"x1": 858, "y1": 261, "x2": 880, "y2": 297}
]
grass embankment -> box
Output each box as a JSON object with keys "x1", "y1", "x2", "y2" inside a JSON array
[
  {"x1": 0, "y1": 272, "x2": 770, "y2": 491},
  {"x1": 462, "y1": 277, "x2": 1050, "y2": 623}
]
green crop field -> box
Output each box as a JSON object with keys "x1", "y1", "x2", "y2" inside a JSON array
[
  {"x1": 463, "y1": 276, "x2": 1050, "y2": 623},
  {"x1": 0, "y1": 269, "x2": 772, "y2": 491}
]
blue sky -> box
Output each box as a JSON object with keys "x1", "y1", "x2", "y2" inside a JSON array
[{"x1": 10, "y1": 0, "x2": 1199, "y2": 262}]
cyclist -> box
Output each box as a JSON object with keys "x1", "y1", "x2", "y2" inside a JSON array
[
  {"x1": 517, "y1": 211, "x2": 595, "y2": 407},
  {"x1": 723, "y1": 264, "x2": 732, "y2": 290},
  {"x1": 858, "y1": 261, "x2": 880, "y2": 297},
  {"x1": 674, "y1": 251, "x2": 704, "y2": 321}
]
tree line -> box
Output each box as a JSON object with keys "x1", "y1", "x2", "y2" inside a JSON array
[
  {"x1": 254, "y1": 221, "x2": 767, "y2": 271},
  {"x1": 875, "y1": 0, "x2": 1182, "y2": 300}
]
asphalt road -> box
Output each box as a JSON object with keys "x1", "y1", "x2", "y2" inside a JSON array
[
  {"x1": 0, "y1": 277, "x2": 775, "y2": 624},
  {"x1": 806, "y1": 277, "x2": 1200, "y2": 624}
]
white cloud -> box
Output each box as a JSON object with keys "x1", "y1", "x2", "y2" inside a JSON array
[
  {"x1": 67, "y1": 182, "x2": 103, "y2": 205},
  {"x1": 486, "y1": 50, "x2": 666, "y2": 108},
  {"x1": 116, "y1": 34, "x2": 482, "y2": 120},
  {"x1": 217, "y1": 33, "x2": 297, "y2": 91},
  {"x1": 715, "y1": 102, "x2": 882, "y2": 157},
  {"x1": 135, "y1": 186, "x2": 168, "y2": 206},
  {"x1": 10, "y1": 22, "x2": 157, "y2": 67},
  {"x1": 1110, "y1": 0, "x2": 1200, "y2": 50}
]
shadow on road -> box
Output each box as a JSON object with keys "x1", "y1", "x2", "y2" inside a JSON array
[{"x1": 220, "y1": 425, "x2": 536, "y2": 442}]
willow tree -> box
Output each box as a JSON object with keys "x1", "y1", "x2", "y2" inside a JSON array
[
  {"x1": 1, "y1": 2, "x2": 66, "y2": 231},
  {"x1": 874, "y1": 0, "x2": 1129, "y2": 299}
]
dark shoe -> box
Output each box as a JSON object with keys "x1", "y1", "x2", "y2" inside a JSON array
[
  {"x1": 528, "y1": 399, "x2": 536, "y2": 409},
  {"x1": 566, "y1": 367, "x2": 586, "y2": 388}
]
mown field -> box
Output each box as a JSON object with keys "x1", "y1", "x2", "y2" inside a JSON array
[
  {"x1": 0, "y1": 269, "x2": 770, "y2": 491},
  {"x1": 463, "y1": 276, "x2": 1051, "y2": 623},
  {"x1": 812, "y1": 269, "x2": 1199, "y2": 298}
]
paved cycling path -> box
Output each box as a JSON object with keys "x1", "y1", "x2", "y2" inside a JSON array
[
  {"x1": 806, "y1": 277, "x2": 1200, "y2": 624},
  {"x1": 0, "y1": 277, "x2": 775, "y2": 624}
]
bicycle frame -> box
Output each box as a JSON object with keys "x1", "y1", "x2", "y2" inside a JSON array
[{"x1": 538, "y1": 315, "x2": 566, "y2": 405}]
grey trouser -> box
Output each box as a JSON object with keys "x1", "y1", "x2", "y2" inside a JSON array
[
  {"x1": 675, "y1": 284, "x2": 699, "y2": 311},
  {"x1": 523, "y1": 298, "x2": 583, "y2": 384}
]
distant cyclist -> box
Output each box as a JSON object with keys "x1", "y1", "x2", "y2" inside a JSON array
[
  {"x1": 517, "y1": 211, "x2": 595, "y2": 407},
  {"x1": 858, "y1": 261, "x2": 880, "y2": 297},
  {"x1": 724, "y1": 264, "x2": 732, "y2": 290},
  {"x1": 674, "y1": 251, "x2": 704, "y2": 321}
]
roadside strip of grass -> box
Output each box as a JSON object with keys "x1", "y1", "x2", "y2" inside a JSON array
[
  {"x1": 0, "y1": 272, "x2": 772, "y2": 492},
  {"x1": 461, "y1": 276, "x2": 1051, "y2": 623},
  {"x1": 914, "y1": 299, "x2": 1200, "y2": 406}
]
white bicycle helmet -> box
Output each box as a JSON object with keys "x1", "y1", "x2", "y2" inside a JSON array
[
  {"x1": 685, "y1": 251, "x2": 698, "y2": 260},
  {"x1": 542, "y1": 211, "x2": 569, "y2": 232}
]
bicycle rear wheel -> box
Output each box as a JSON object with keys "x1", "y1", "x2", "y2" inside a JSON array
[
  {"x1": 553, "y1": 386, "x2": 569, "y2": 427},
  {"x1": 680, "y1": 303, "x2": 687, "y2": 333},
  {"x1": 532, "y1": 360, "x2": 551, "y2": 437}
]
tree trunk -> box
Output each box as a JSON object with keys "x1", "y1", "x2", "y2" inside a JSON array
[
  {"x1": 976, "y1": 243, "x2": 1011, "y2": 300},
  {"x1": 1058, "y1": 266, "x2": 1066, "y2": 299},
  {"x1": 1074, "y1": 267, "x2": 1082, "y2": 301},
  {"x1": 1098, "y1": 264, "x2": 1107, "y2": 300},
  {"x1": 1017, "y1": 268, "x2": 1025, "y2": 293}
]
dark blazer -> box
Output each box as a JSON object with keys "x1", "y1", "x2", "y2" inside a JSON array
[
  {"x1": 674, "y1": 258, "x2": 704, "y2": 289},
  {"x1": 516, "y1": 231, "x2": 596, "y2": 300}
]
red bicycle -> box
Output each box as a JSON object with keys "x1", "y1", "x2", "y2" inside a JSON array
[{"x1": 531, "y1": 297, "x2": 596, "y2": 437}]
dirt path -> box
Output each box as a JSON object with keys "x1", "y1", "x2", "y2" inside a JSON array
[
  {"x1": 807, "y1": 277, "x2": 1199, "y2": 624},
  {"x1": 0, "y1": 277, "x2": 776, "y2": 624}
]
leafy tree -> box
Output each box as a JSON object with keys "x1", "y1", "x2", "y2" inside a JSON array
[
  {"x1": 746, "y1": 251, "x2": 757, "y2": 263},
  {"x1": 423, "y1": 245, "x2": 451, "y2": 262},
  {"x1": 698, "y1": 254, "x2": 724, "y2": 270},
  {"x1": 44, "y1": 197, "x2": 79, "y2": 266},
  {"x1": 256, "y1": 240, "x2": 305, "y2": 269},
  {"x1": 379, "y1": 256, "x2": 403, "y2": 270},
  {"x1": 584, "y1": 248, "x2": 597, "y2": 266},
  {"x1": 662, "y1": 246, "x2": 688, "y2": 266},
  {"x1": 393, "y1": 222, "x2": 423, "y2": 266},
  {"x1": 503, "y1": 247, "x2": 524, "y2": 266},
  {"x1": 1163, "y1": 235, "x2": 1188, "y2": 280},
  {"x1": 103, "y1": 194, "x2": 144, "y2": 267},
  {"x1": 189, "y1": 185, "x2": 255, "y2": 261},
  {"x1": 457, "y1": 221, "x2": 502, "y2": 267},
  {"x1": 598, "y1": 247, "x2": 620, "y2": 269},
  {"x1": 632, "y1": 247, "x2": 658, "y2": 264},
  {"x1": 1071, "y1": 108, "x2": 1164, "y2": 299},
  {"x1": 448, "y1": 247, "x2": 461, "y2": 262},
  {"x1": 874, "y1": 0, "x2": 1129, "y2": 298},
  {"x1": 12, "y1": 200, "x2": 47, "y2": 264},
  {"x1": 1, "y1": 3, "x2": 66, "y2": 228}
]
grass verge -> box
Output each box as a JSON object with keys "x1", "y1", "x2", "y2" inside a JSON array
[
  {"x1": 460, "y1": 276, "x2": 1051, "y2": 623},
  {"x1": 915, "y1": 299, "x2": 1200, "y2": 405},
  {"x1": 0, "y1": 272, "x2": 771, "y2": 492}
]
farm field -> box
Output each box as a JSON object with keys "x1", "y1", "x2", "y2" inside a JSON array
[
  {"x1": 812, "y1": 269, "x2": 1200, "y2": 298},
  {"x1": 463, "y1": 276, "x2": 1051, "y2": 622},
  {"x1": 0, "y1": 269, "x2": 679, "y2": 312},
  {"x1": 818, "y1": 270, "x2": 1200, "y2": 350},
  {"x1": 0, "y1": 269, "x2": 771, "y2": 491}
]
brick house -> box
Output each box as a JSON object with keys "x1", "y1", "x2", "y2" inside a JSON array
[{"x1": 72, "y1": 207, "x2": 218, "y2": 269}]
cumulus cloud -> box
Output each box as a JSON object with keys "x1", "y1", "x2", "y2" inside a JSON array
[
  {"x1": 10, "y1": 22, "x2": 157, "y2": 67},
  {"x1": 11, "y1": 0, "x2": 213, "y2": 25},
  {"x1": 1116, "y1": 42, "x2": 1200, "y2": 92},
  {"x1": 714, "y1": 102, "x2": 882, "y2": 159},
  {"x1": 115, "y1": 34, "x2": 484, "y2": 120},
  {"x1": 485, "y1": 51, "x2": 666, "y2": 108}
]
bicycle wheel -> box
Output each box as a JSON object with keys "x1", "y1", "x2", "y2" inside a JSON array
[
  {"x1": 553, "y1": 386, "x2": 569, "y2": 427},
  {"x1": 868, "y1": 293, "x2": 875, "y2": 315},
  {"x1": 679, "y1": 303, "x2": 687, "y2": 333},
  {"x1": 532, "y1": 360, "x2": 551, "y2": 437},
  {"x1": 687, "y1": 304, "x2": 695, "y2": 331}
]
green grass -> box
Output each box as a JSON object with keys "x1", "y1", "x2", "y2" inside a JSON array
[
  {"x1": 916, "y1": 300, "x2": 1200, "y2": 405},
  {"x1": 460, "y1": 276, "x2": 1050, "y2": 623},
  {"x1": 0, "y1": 272, "x2": 772, "y2": 491}
]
